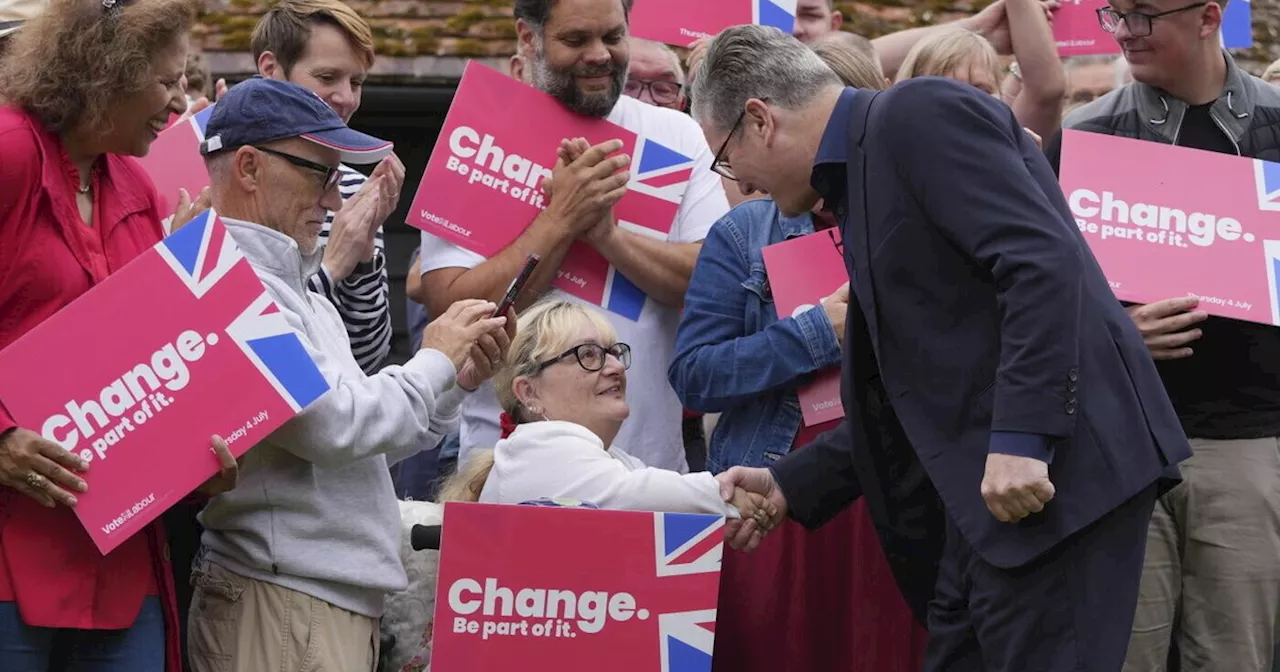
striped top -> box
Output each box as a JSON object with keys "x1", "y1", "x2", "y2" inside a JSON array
[{"x1": 305, "y1": 164, "x2": 391, "y2": 374}]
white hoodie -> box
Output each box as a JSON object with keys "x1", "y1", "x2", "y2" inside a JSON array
[
  {"x1": 478, "y1": 421, "x2": 739, "y2": 518},
  {"x1": 199, "y1": 218, "x2": 464, "y2": 618}
]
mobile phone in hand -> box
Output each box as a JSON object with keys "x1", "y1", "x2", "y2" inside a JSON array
[{"x1": 494, "y1": 253, "x2": 541, "y2": 317}]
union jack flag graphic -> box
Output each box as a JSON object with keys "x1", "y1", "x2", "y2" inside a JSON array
[
  {"x1": 1253, "y1": 158, "x2": 1280, "y2": 212},
  {"x1": 225, "y1": 292, "x2": 330, "y2": 414},
  {"x1": 156, "y1": 208, "x2": 244, "y2": 298},
  {"x1": 158, "y1": 210, "x2": 330, "y2": 413},
  {"x1": 754, "y1": 0, "x2": 798, "y2": 30},
  {"x1": 1265, "y1": 240, "x2": 1280, "y2": 326},
  {"x1": 597, "y1": 138, "x2": 698, "y2": 321},
  {"x1": 654, "y1": 513, "x2": 724, "y2": 672}
]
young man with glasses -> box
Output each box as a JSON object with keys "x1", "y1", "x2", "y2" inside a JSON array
[{"x1": 1042, "y1": 2, "x2": 1280, "y2": 669}]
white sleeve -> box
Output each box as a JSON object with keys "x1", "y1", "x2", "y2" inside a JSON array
[
  {"x1": 502, "y1": 437, "x2": 739, "y2": 517},
  {"x1": 419, "y1": 230, "x2": 486, "y2": 274},
  {"x1": 667, "y1": 121, "x2": 730, "y2": 244},
  {"x1": 266, "y1": 302, "x2": 464, "y2": 468}
]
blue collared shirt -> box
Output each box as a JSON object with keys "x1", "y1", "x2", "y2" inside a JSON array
[{"x1": 804, "y1": 88, "x2": 1054, "y2": 464}]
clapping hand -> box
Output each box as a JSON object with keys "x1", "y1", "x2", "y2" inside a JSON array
[
  {"x1": 323, "y1": 176, "x2": 385, "y2": 282},
  {"x1": 169, "y1": 186, "x2": 212, "y2": 233}
]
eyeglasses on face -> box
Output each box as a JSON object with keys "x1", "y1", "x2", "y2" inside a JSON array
[
  {"x1": 536, "y1": 342, "x2": 632, "y2": 374},
  {"x1": 253, "y1": 145, "x2": 342, "y2": 191},
  {"x1": 624, "y1": 78, "x2": 683, "y2": 105},
  {"x1": 711, "y1": 95, "x2": 768, "y2": 180},
  {"x1": 711, "y1": 107, "x2": 749, "y2": 181},
  {"x1": 1095, "y1": 2, "x2": 1206, "y2": 38}
]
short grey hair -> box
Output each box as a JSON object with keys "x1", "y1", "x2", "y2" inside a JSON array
[
  {"x1": 690, "y1": 24, "x2": 841, "y2": 135},
  {"x1": 629, "y1": 36, "x2": 685, "y2": 84}
]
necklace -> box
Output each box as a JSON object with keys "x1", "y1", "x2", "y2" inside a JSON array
[{"x1": 76, "y1": 182, "x2": 91, "y2": 194}]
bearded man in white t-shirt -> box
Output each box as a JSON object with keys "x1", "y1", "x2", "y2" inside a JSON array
[{"x1": 418, "y1": 0, "x2": 730, "y2": 473}]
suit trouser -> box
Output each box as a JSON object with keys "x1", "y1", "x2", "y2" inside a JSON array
[
  {"x1": 925, "y1": 483, "x2": 1158, "y2": 672},
  {"x1": 1122, "y1": 437, "x2": 1280, "y2": 672},
  {"x1": 186, "y1": 559, "x2": 380, "y2": 672}
]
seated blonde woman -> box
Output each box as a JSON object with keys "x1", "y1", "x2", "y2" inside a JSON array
[
  {"x1": 896, "y1": 3, "x2": 1065, "y2": 140},
  {"x1": 441, "y1": 300, "x2": 774, "y2": 526}
]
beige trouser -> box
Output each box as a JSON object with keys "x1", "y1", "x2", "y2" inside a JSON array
[
  {"x1": 1123, "y1": 437, "x2": 1280, "y2": 672},
  {"x1": 187, "y1": 560, "x2": 380, "y2": 672}
]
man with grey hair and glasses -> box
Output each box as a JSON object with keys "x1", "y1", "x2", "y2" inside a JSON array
[{"x1": 699, "y1": 24, "x2": 1191, "y2": 671}]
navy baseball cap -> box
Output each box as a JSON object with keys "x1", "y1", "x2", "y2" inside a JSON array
[{"x1": 200, "y1": 77, "x2": 393, "y2": 164}]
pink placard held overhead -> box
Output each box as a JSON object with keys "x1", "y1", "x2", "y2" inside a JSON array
[
  {"x1": 0, "y1": 211, "x2": 329, "y2": 554},
  {"x1": 761, "y1": 228, "x2": 847, "y2": 426},
  {"x1": 407, "y1": 62, "x2": 695, "y2": 321},
  {"x1": 628, "y1": 0, "x2": 797, "y2": 46},
  {"x1": 431, "y1": 503, "x2": 724, "y2": 672},
  {"x1": 1060, "y1": 129, "x2": 1280, "y2": 326}
]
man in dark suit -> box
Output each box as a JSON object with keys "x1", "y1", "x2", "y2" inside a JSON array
[{"x1": 690, "y1": 25, "x2": 1193, "y2": 671}]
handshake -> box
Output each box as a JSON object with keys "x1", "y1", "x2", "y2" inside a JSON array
[{"x1": 714, "y1": 466, "x2": 789, "y2": 552}]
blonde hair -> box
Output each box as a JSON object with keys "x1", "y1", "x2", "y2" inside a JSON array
[
  {"x1": 493, "y1": 300, "x2": 618, "y2": 423},
  {"x1": 894, "y1": 27, "x2": 1001, "y2": 86},
  {"x1": 1264, "y1": 58, "x2": 1280, "y2": 84},
  {"x1": 436, "y1": 451, "x2": 495, "y2": 503},
  {"x1": 250, "y1": 0, "x2": 375, "y2": 74},
  {"x1": 812, "y1": 39, "x2": 887, "y2": 90},
  {"x1": 433, "y1": 300, "x2": 618, "y2": 505}
]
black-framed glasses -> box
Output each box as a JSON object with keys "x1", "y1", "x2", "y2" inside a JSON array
[
  {"x1": 711, "y1": 97, "x2": 768, "y2": 181},
  {"x1": 711, "y1": 108, "x2": 749, "y2": 181},
  {"x1": 1096, "y1": 2, "x2": 1206, "y2": 37},
  {"x1": 536, "y1": 342, "x2": 632, "y2": 374},
  {"x1": 253, "y1": 146, "x2": 342, "y2": 191},
  {"x1": 624, "y1": 78, "x2": 683, "y2": 105}
]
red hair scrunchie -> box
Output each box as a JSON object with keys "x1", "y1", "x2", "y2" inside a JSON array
[{"x1": 499, "y1": 411, "x2": 518, "y2": 439}]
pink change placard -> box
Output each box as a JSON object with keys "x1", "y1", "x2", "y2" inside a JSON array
[
  {"x1": 761, "y1": 228, "x2": 847, "y2": 426},
  {"x1": 628, "y1": 0, "x2": 797, "y2": 46},
  {"x1": 1061, "y1": 129, "x2": 1280, "y2": 325},
  {"x1": 407, "y1": 62, "x2": 695, "y2": 321},
  {"x1": 431, "y1": 503, "x2": 723, "y2": 672},
  {"x1": 1052, "y1": 0, "x2": 1117, "y2": 57},
  {"x1": 136, "y1": 105, "x2": 215, "y2": 230},
  {"x1": 0, "y1": 211, "x2": 329, "y2": 554}
]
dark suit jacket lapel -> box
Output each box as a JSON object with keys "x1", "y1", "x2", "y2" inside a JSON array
[{"x1": 842, "y1": 90, "x2": 880, "y2": 353}]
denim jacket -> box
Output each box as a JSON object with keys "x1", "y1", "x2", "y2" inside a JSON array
[{"x1": 669, "y1": 199, "x2": 842, "y2": 473}]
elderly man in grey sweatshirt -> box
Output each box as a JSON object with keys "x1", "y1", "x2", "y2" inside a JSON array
[{"x1": 183, "y1": 78, "x2": 512, "y2": 672}]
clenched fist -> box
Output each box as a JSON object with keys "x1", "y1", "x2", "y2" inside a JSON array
[{"x1": 981, "y1": 453, "x2": 1055, "y2": 522}]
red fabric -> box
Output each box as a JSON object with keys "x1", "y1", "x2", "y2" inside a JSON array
[
  {"x1": 713, "y1": 419, "x2": 928, "y2": 671},
  {"x1": 0, "y1": 106, "x2": 182, "y2": 672},
  {"x1": 499, "y1": 412, "x2": 518, "y2": 439}
]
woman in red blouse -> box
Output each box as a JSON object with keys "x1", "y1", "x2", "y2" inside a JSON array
[{"x1": 0, "y1": 0, "x2": 234, "y2": 669}]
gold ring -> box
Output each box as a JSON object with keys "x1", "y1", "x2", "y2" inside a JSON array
[{"x1": 24, "y1": 471, "x2": 45, "y2": 490}]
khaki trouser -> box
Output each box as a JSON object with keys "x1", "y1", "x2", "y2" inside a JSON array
[
  {"x1": 1123, "y1": 437, "x2": 1280, "y2": 672},
  {"x1": 187, "y1": 560, "x2": 380, "y2": 672}
]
